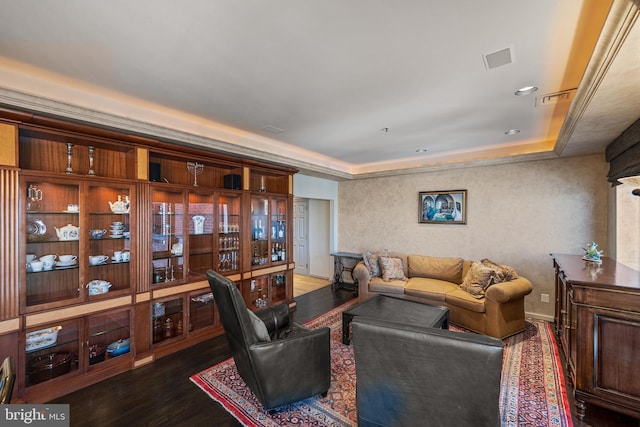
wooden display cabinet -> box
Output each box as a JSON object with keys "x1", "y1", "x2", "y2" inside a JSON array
[
  {"x1": 188, "y1": 290, "x2": 217, "y2": 334},
  {"x1": 150, "y1": 188, "x2": 186, "y2": 286},
  {"x1": 216, "y1": 193, "x2": 242, "y2": 274},
  {"x1": 245, "y1": 270, "x2": 291, "y2": 310},
  {"x1": 187, "y1": 192, "x2": 215, "y2": 279},
  {"x1": 151, "y1": 296, "x2": 185, "y2": 345}
]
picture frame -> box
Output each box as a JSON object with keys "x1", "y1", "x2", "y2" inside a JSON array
[{"x1": 419, "y1": 190, "x2": 467, "y2": 224}]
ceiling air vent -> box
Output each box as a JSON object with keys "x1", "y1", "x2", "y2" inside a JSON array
[
  {"x1": 483, "y1": 47, "x2": 513, "y2": 70},
  {"x1": 536, "y1": 89, "x2": 577, "y2": 106},
  {"x1": 261, "y1": 125, "x2": 284, "y2": 134}
]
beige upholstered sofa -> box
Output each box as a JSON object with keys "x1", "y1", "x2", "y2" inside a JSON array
[{"x1": 352, "y1": 253, "x2": 533, "y2": 339}]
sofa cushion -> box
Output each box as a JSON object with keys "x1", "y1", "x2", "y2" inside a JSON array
[
  {"x1": 404, "y1": 277, "x2": 459, "y2": 302},
  {"x1": 369, "y1": 277, "x2": 405, "y2": 294},
  {"x1": 363, "y1": 250, "x2": 389, "y2": 278},
  {"x1": 379, "y1": 256, "x2": 408, "y2": 282},
  {"x1": 445, "y1": 288, "x2": 486, "y2": 313},
  {"x1": 407, "y1": 255, "x2": 464, "y2": 284},
  {"x1": 460, "y1": 261, "x2": 499, "y2": 299}
]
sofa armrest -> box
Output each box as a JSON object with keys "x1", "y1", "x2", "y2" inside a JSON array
[
  {"x1": 485, "y1": 277, "x2": 533, "y2": 303},
  {"x1": 353, "y1": 261, "x2": 371, "y2": 297}
]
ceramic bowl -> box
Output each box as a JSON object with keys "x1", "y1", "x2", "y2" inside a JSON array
[{"x1": 87, "y1": 280, "x2": 112, "y2": 295}]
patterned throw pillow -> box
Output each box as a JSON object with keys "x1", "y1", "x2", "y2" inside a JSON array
[
  {"x1": 363, "y1": 249, "x2": 389, "y2": 278},
  {"x1": 460, "y1": 261, "x2": 499, "y2": 298},
  {"x1": 481, "y1": 259, "x2": 518, "y2": 281},
  {"x1": 379, "y1": 256, "x2": 408, "y2": 282}
]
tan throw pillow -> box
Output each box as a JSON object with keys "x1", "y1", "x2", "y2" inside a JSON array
[
  {"x1": 363, "y1": 249, "x2": 389, "y2": 278},
  {"x1": 460, "y1": 261, "x2": 499, "y2": 299},
  {"x1": 407, "y1": 255, "x2": 464, "y2": 283},
  {"x1": 246, "y1": 308, "x2": 271, "y2": 342},
  {"x1": 379, "y1": 256, "x2": 408, "y2": 282},
  {"x1": 481, "y1": 259, "x2": 518, "y2": 281}
]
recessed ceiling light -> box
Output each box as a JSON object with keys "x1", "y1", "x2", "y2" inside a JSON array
[
  {"x1": 416, "y1": 148, "x2": 428, "y2": 153},
  {"x1": 514, "y1": 86, "x2": 538, "y2": 96},
  {"x1": 504, "y1": 129, "x2": 520, "y2": 135}
]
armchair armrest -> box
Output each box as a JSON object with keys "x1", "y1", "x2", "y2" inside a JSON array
[
  {"x1": 353, "y1": 261, "x2": 371, "y2": 298},
  {"x1": 485, "y1": 277, "x2": 533, "y2": 303},
  {"x1": 255, "y1": 303, "x2": 290, "y2": 334},
  {"x1": 249, "y1": 326, "x2": 331, "y2": 409}
]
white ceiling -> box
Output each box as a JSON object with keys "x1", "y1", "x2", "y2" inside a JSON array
[{"x1": 0, "y1": 0, "x2": 638, "y2": 179}]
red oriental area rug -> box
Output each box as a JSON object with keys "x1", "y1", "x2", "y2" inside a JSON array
[{"x1": 190, "y1": 299, "x2": 572, "y2": 426}]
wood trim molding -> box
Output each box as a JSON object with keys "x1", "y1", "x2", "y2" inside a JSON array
[
  {"x1": 0, "y1": 122, "x2": 17, "y2": 167},
  {"x1": 0, "y1": 318, "x2": 20, "y2": 335},
  {"x1": 25, "y1": 296, "x2": 133, "y2": 327},
  {"x1": 0, "y1": 168, "x2": 19, "y2": 320},
  {"x1": 152, "y1": 280, "x2": 209, "y2": 299}
]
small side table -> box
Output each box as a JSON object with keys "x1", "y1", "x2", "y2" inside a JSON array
[{"x1": 330, "y1": 252, "x2": 362, "y2": 294}]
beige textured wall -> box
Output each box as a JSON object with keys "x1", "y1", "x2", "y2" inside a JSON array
[
  {"x1": 338, "y1": 154, "x2": 610, "y2": 319},
  {"x1": 616, "y1": 184, "x2": 640, "y2": 270}
]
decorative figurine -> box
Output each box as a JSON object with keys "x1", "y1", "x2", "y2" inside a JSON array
[
  {"x1": 583, "y1": 241, "x2": 603, "y2": 264},
  {"x1": 187, "y1": 161, "x2": 204, "y2": 187},
  {"x1": 65, "y1": 143, "x2": 74, "y2": 174},
  {"x1": 88, "y1": 146, "x2": 96, "y2": 176}
]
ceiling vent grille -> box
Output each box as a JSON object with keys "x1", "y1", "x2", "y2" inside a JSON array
[
  {"x1": 483, "y1": 47, "x2": 513, "y2": 70},
  {"x1": 536, "y1": 89, "x2": 577, "y2": 106}
]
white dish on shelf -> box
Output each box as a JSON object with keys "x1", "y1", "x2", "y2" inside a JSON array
[
  {"x1": 26, "y1": 326, "x2": 62, "y2": 352},
  {"x1": 62, "y1": 210, "x2": 80, "y2": 213},
  {"x1": 110, "y1": 234, "x2": 124, "y2": 239},
  {"x1": 56, "y1": 260, "x2": 77, "y2": 267}
]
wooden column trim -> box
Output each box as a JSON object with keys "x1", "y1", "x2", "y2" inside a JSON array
[{"x1": 0, "y1": 168, "x2": 19, "y2": 320}]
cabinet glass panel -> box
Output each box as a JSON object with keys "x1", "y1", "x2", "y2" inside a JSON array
[
  {"x1": 151, "y1": 189, "x2": 185, "y2": 285},
  {"x1": 152, "y1": 297, "x2": 184, "y2": 344},
  {"x1": 87, "y1": 185, "x2": 132, "y2": 296},
  {"x1": 189, "y1": 290, "x2": 216, "y2": 332},
  {"x1": 25, "y1": 319, "x2": 80, "y2": 387},
  {"x1": 88, "y1": 310, "x2": 131, "y2": 367},
  {"x1": 24, "y1": 180, "x2": 81, "y2": 307},
  {"x1": 188, "y1": 192, "x2": 214, "y2": 279},
  {"x1": 270, "y1": 198, "x2": 287, "y2": 263},
  {"x1": 249, "y1": 276, "x2": 269, "y2": 309},
  {"x1": 251, "y1": 196, "x2": 269, "y2": 267},
  {"x1": 271, "y1": 274, "x2": 287, "y2": 305},
  {"x1": 217, "y1": 194, "x2": 241, "y2": 273}
]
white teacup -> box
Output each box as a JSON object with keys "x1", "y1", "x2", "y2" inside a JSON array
[
  {"x1": 39, "y1": 254, "x2": 57, "y2": 263},
  {"x1": 89, "y1": 255, "x2": 109, "y2": 265},
  {"x1": 121, "y1": 251, "x2": 130, "y2": 262},
  {"x1": 113, "y1": 251, "x2": 123, "y2": 262},
  {"x1": 66, "y1": 204, "x2": 79, "y2": 212},
  {"x1": 58, "y1": 255, "x2": 77, "y2": 263},
  {"x1": 42, "y1": 260, "x2": 55, "y2": 270},
  {"x1": 26, "y1": 254, "x2": 37, "y2": 262},
  {"x1": 30, "y1": 261, "x2": 44, "y2": 272}
]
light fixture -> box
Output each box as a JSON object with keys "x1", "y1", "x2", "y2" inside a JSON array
[
  {"x1": 504, "y1": 129, "x2": 520, "y2": 135},
  {"x1": 415, "y1": 148, "x2": 428, "y2": 153},
  {"x1": 618, "y1": 176, "x2": 640, "y2": 197},
  {"x1": 514, "y1": 86, "x2": 538, "y2": 96}
]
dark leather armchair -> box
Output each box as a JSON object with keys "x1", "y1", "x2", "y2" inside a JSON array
[
  {"x1": 206, "y1": 270, "x2": 331, "y2": 410},
  {"x1": 1, "y1": 356, "x2": 16, "y2": 404},
  {"x1": 352, "y1": 317, "x2": 503, "y2": 427}
]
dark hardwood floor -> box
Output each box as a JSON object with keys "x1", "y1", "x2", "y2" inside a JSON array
[
  {"x1": 50, "y1": 286, "x2": 355, "y2": 427},
  {"x1": 50, "y1": 287, "x2": 639, "y2": 426}
]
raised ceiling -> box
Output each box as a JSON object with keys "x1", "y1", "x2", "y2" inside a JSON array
[{"x1": 0, "y1": 0, "x2": 638, "y2": 179}]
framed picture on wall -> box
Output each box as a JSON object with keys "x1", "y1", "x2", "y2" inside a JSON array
[{"x1": 419, "y1": 190, "x2": 467, "y2": 224}]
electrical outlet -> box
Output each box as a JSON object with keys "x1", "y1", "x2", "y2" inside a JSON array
[{"x1": 540, "y1": 293, "x2": 550, "y2": 303}]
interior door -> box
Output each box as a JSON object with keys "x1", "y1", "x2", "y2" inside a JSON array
[{"x1": 293, "y1": 199, "x2": 309, "y2": 275}]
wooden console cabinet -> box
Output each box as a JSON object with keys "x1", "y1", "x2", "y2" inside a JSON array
[{"x1": 552, "y1": 254, "x2": 640, "y2": 420}]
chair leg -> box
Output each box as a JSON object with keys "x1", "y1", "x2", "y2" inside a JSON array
[{"x1": 321, "y1": 391, "x2": 328, "y2": 398}]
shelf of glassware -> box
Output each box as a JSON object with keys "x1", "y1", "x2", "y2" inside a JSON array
[
  {"x1": 151, "y1": 189, "x2": 185, "y2": 286},
  {"x1": 250, "y1": 195, "x2": 287, "y2": 269},
  {"x1": 188, "y1": 192, "x2": 215, "y2": 280},
  {"x1": 246, "y1": 271, "x2": 290, "y2": 309},
  {"x1": 217, "y1": 193, "x2": 242, "y2": 274}
]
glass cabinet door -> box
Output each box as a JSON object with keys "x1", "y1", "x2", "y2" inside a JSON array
[
  {"x1": 87, "y1": 184, "x2": 133, "y2": 297},
  {"x1": 87, "y1": 309, "x2": 131, "y2": 368},
  {"x1": 188, "y1": 290, "x2": 216, "y2": 333},
  {"x1": 270, "y1": 197, "x2": 287, "y2": 263},
  {"x1": 248, "y1": 276, "x2": 269, "y2": 309},
  {"x1": 151, "y1": 189, "x2": 185, "y2": 285},
  {"x1": 270, "y1": 273, "x2": 287, "y2": 305},
  {"x1": 188, "y1": 192, "x2": 214, "y2": 280},
  {"x1": 151, "y1": 297, "x2": 185, "y2": 344},
  {"x1": 25, "y1": 319, "x2": 80, "y2": 388},
  {"x1": 250, "y1": 196, "x2": 269, "y2": 267},
  {"x1": 217, "y1": 194, "x2": 241, "y2": 273},
  {"x1": 23, "y1": 179, "x2": 81, "y2": 309}
]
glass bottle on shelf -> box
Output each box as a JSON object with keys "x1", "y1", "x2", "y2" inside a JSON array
[
  {"x1": 251, "y1": 196, "x2": 269, "y2": 266},
  {"x1": 271, "y1": 197, "x2": 287, "y2": 262},
  {"x1": 151, "y1": 297, "x2": 184, "y2": 344},
  {"x1": 217, "y1": 194, "x2": 241, "y2": 273},
  {"x1": 151, "y1": 189, "x2": 185, "y2": 285},
  {"x1": 23, "y1": 179, "x2": 81, "y2": 309}
]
